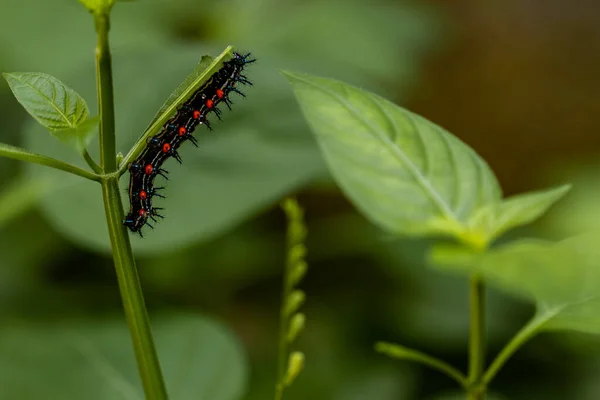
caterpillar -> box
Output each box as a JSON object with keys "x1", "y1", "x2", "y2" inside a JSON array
[{"x1": 123, "y1": 52, "x2": 255, "y2": 235}]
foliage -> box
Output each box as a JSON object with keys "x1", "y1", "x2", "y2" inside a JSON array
[{"x1": 283, "y1": 71, "x2": 585, "y2": 398}]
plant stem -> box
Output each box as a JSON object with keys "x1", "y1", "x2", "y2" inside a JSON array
[
  {"x1": 95, "y1": 12, "x2": 116, "y2": 173},
  {"x1": 375, "y1": 341, "x2": 467, "y2": 388},
  {"x1": 101, "y1": 176, "x2": 168, "y2": 399},
  {"x1": 467, "y1": 275, "x2": 486, "y2": 400},
  {"x1": 94, "y1": 10, "x2": 168, "y2": 399},
  {"x1": 483, "y1": 313, "x2": 550, "y2": 385},
  {"x1": 83, "y1": 149, "x2": 102, "y2": 174},
  {"x1": 0, "y1": 143, "x2": 100, "y2": 181}
]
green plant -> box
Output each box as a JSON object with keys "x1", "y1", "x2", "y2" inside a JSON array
[
  {"x1": 0, "y1": 1, "x2": 251, "y2": 398},
  {"x1": 282, "y1": 71, "x2": 599, "y2": 399},
  {"x1": 275, "y1": 197, "x2": 309, "y2": 400}
]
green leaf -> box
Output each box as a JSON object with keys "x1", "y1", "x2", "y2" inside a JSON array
[
  {"x1": 0, "y1": 177, "x2": 54, "y2": 229},
  {"x1": 143, "y1": 55, "x2": 213, "y2": 133},
  {"x1": 0, "y1": 314, "x2": 248, "y2": 400},
  {"x1": 469, "y1": 184, "x2": 571, "y2": 242},
  {"x1": 3, "y1": 72, "x2": 89, "y2": 131},
  {"x1": 283, "y1": 71, "x2": 501, "y2": 247},
  {"x1": 53, "y1": 116, "x2": 99, "y2": 153},
  {"x1": 121, "y1": 47, "x2": 234, "y2": 169},
  {"x1": 431, "y1": 234, "x2": 600, "y2": 334}
]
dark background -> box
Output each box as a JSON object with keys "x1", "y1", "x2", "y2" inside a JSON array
[{"x1": 1, "y1": 0, "x2": 600, "y2": 399}]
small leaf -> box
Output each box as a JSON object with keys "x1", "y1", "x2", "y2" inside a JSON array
[
  {"x1": 3, "y1": 72, "x2": 89, "y2": 132},
  {"x1": 78, "y1": 0, "x2": 115, "y2": 13},
  {"x1": 375, "y1": 342, "x2": 425, "y2": 360},
  {"x1": 288, "y1": 244, "x2": 307, "y2": 266},
  {"x1": 470, "y1": 184, "x2": 571, "y2": 242},
  {"x1": 284, "y1": 352, "x2": 305, "y2": 386},
  {"x1": 431, "y1": 234, "x2": 600, "y2": 334},
  {"x1": 283, "y1": 71, "x2": 501, "y2": 247},
  {"x1": 287, "y1": 313, "x2": 306, "y2": 342},
  {"x1": 285, "y1": 290, "x2": 306, "y2": 317},
  {"x1": 53, "y1": 116, "x2": 99, "y2": 153},
  {"x1": 289, "y1": 261, "x2": 308, "y2": 287},
  {"x1": 374, "y1": 341, "x2": 466, "y2": 386}
]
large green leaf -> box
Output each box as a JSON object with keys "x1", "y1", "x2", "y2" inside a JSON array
[
  {"x1": 431, "y1": 234, "x2": 600, "y2": 334},
  {"x1": 283, "y1": 71, "x2": 501, "y2": 246},
  {"x1": 0, "y1": 314, "x2": 248, "y2": 399}
]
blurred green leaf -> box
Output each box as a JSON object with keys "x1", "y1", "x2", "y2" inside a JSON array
[
  {"x1": 333, "y1": 368, "x2": 416, "y2": 400},
  {"x1": 54, "y1": 116, "x2": 99, "y2": 153},
  {"x1": 431, "y1": 235, "x2": 600, "y2": 334},
  {"x1": 470, "y1": 184, "x2": 571, "y2": 243},
  {"x1": 204, "y1": 0, "x2": 442, "y2": 97},
  {"x1": 283, "y1": 71, "x2": 501, "y2": 247},
  {"x1": 0, "y1": 176, "x2": 54, "y2": 228},
  {"x1": 3, "y1": 72, "x2": 89, "y2": 131},
  {"x1": 544, "y1": 164, "x2": 600, "y2": 237},
  {"x1": 0, "y1": 314, "x2": 248, "y2": 400},
  {"x1": 17, "y1": 0, "x2": 441, "y2": 254}
]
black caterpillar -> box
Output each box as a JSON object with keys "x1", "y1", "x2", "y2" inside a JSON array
[{"x1": 123, "y1": 52, "x2": 255, "y2": 235}]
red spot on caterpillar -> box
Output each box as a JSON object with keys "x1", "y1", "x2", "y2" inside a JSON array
[
  {"x1": 216, "y1": 89, "x2": 224, "y2": 99},
  {"x1": 144, "y1": 164, "x2": 153, "y2": 175},
  {"x1": 206, "y1": 99, "x2": 214, "y2": 108},
  {"x1": 162, "y1": 143, "x2": 171, "y2": 153},
  {"x1": 138, "y1": 209, "x2": 147, "y2": 217},
  {"x1": 139, "y1": 190, "x2": 147, "y2": 200},
  {"x1": 178, "y1": 126, "x2": 187, "y2": 136},
  {"x1": 193, "y1": 110, "x2": 201, "y2": 119}
]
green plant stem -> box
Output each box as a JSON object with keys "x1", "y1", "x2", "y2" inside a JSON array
[
  {"x1": 83, "y1": 149, "x2": 102, "y2": 174},
  {"x1": 94, "y1": 10, "x2": 168, "y2": 399},
  {"x1": 0, "y1": 143, "x2": 100, "y2": 181},
  {"x1": 375, "y1": 341, "x2": 467, "y2": 387},
  {"x1": 483, "y1": 313, "x2": 550, "y2": 385},
  {"x1": 101, "y1": 176, "x2": 167, "y2": 399},
  {"x1": 467, "y1": 275, "x2": 486, "y2": 400},
  {"x1": 95, "y1": 13, "x2": 116, "y2": 173}
]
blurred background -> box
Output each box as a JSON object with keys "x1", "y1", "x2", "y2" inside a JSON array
[{"x1": 1, "y1": 0, "x2": 600, "y2": 399}]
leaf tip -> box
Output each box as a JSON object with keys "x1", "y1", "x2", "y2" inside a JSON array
[{"x1": 279, "y1": 70, "x2": 302, "y2": 83}]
